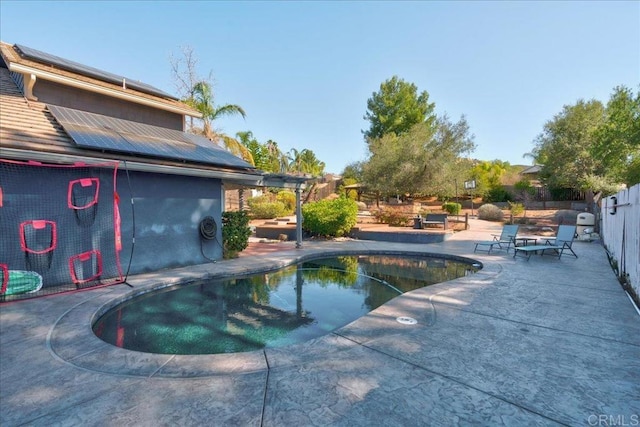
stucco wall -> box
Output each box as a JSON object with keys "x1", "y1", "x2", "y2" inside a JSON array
[
  {"x1": 1, "y1": 162, "x2": 120, "y2": 287},
  {"x1": 0, "y1": 163, "x2": 222, "y2": 289},
  {"x1": 118, "y1": 170, "x2": 223, "y2": 275},
  {"x1": 34, "y1": 80, "x2": 184, "y2": 130}
]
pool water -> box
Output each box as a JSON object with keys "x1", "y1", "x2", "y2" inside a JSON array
[{"x1": 93, "y1": 255, "x2": 478, "y2": 354}]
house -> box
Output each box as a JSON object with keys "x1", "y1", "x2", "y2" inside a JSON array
[
  {"x1": 519, "y1": 164, "x2": 542, "y2": 187},
  {"x1": 0, "y1": 42, "x2": 307, "y2": 301}
]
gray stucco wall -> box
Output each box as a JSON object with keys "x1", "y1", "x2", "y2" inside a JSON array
[
  {"x1": 1, "y1": 162, "x2": 120, "y2": 287},
  {"x1": 0, "y1": 162, "x2": 222, "y2": 289},
  {"x1": 118, "y1": 170, "x2": 223, "y2": 275}
]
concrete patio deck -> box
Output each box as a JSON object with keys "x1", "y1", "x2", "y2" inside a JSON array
[{"x1": 1, "y1": 219, "x2": 639, "y2": 426}]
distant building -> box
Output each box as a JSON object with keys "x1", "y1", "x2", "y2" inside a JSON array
[{"x1": 519, "y1": 165, "x2": 543, "y2": 187}]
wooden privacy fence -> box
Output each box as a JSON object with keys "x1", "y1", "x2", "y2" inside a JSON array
[
  {"x1": 533, "y1": 187, "x2": 585, "y2": 202},
  {"x1": 600, "y1": 184, "x2": 640, "y2": 301}
]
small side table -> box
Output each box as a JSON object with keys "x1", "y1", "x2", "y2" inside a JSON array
[{"x1": 515, "y1": 236, "x2": 538, "y2": 247}]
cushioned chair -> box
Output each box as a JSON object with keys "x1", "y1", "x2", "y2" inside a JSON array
[
  {"x1": 513, "y1": 225, "x2": 578, "y2": 260},
  {"x1": 474, "y1": 224, "x2": 519, "y2": 254}
]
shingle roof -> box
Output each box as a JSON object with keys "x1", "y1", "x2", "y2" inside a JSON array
[
  {"x1": 0, "y1": 41, "x2": 199, "y2": 117},
  {"x1": 520, "y1": 165, "x2": 542, "y2": 174},
  {"x1": 13, "y1": 43, "x2": 177, "y2": 100},
  {"x1": 0, "y1": 66, "x2": 73, "y2": 148},
  {"x1": 0, "y1": 66, "x2": 260, "y2": 178}
]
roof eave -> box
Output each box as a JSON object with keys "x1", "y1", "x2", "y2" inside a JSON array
[
  {"x1": 1, "y1": 147, "x2": 310, "y2": 189},
  {"x1": 1, "y1": 147, "x2": 263, "y2": 184}
]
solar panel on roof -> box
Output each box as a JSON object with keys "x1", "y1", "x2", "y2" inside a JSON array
[
  {"x1": 14, "y1": 44, "x2": 179, "y2": 101},
  {"x1": 47, "y1": 105, "x2": 255, "y2": 170}
]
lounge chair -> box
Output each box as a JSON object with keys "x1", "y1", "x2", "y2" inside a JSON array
[
  {"x1": 474, "y1": 224, "x2": 519, "y2": 254},
  {"x1": 513, "y1": 225, "x2": 578, "y2": 260}
]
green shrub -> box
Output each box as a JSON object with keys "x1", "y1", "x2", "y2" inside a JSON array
[
  {"x1": 477, "y1": 204, "x2": 504, "y2": 221},
  {"x1": 248, "y1": 194, "x2": 274, "y2": 204},
  {"x1": 578, "y1": 175, "x2": 621, "y2": 196},
  {"x1": 372, "y1": 207, "x2": 410, "y2": 226},
  {"x1": 484, "y1": 187, "x2": 513, "y2": 202},
  {"x1": 386, "y1": 211, "x2": 410, "y2": 227},
  {"x1": 248, "y1": 201, "x2": 288, "y2": 219},
  {"x1": 514, "y1": 179, "x2": 535, "y2": 195},
  {"x1": 222, "y1": 211, "x2": 251, "y2": 259},
  {"x1": 248, "y1": 193, "x2": 291, "y2": 219},
  {"x1": 441, "y1": 202, "x2": 461, "y2": 215},
  {"x1": 508, "y1": 201, "x2": 525, "y2": 217},
  {"x1": 302, "y1": 197, "x2": 358, "y2": 237},
  {"x1": 345, "y1": 189, "x2": 358, "y2": 200},
  {"x1": 276, "y1": 190, "x2": 296, "y2": 213}
]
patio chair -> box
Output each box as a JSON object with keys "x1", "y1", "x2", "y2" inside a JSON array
[
  {"x1": 513, "y1": 225, "x2": 578, "y2": 260},
  {"x1": 473, "y1": 224, "x2": 519, "y2": 254}
]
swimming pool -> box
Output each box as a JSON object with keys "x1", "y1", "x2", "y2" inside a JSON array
[{"x1": 93, "y1": 255, "x2": 479, "y2": 355}]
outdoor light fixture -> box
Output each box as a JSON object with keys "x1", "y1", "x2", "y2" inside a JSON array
[{"x1": 609, "y1": 196, "x2": 617, "y2": 215}]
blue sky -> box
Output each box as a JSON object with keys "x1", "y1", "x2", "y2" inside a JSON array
[{"x1": 1, "y1": 1, "x2": 638, "y2": 174}]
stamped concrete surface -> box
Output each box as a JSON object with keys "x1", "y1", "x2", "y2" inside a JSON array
[{"x1": 1, "y1": 219, "x2": 639, "y2": 426}]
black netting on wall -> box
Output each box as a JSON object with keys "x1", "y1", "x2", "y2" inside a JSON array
[{"x1": 1, "y1": 159, "x2": 124, "y2": 302}]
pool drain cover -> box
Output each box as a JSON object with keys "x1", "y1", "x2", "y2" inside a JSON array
[{"x1": 396, "y1": 316, "x2": 417, "y2": 325}]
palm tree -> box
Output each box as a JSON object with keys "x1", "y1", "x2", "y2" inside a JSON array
[
  {"x1": 288, "y1": 148, "x2": 325, "y2": 177},
  {"x1": 299, "y1": 149, "x2": 325, "y2": 177},
  {"x1": 236, "y1": 131, "x2": 269, "y2": 169},
  {"x1": 265, "y1": 140, "x2": 289, "y2": 173},
  {"x1": 221, "y1": 134, "x2": 254, "y2": 166},
  {"x1": 288, "y1": 148, "x2": 303, "y2": 173},
  {"x1": 185, "y1": 81, "x2": 253, "y2": 164}
]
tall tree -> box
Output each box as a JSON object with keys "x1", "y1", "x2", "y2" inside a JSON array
[
  {"x1": 363, "y1": 76, "x2": 436, "y2": 141},
  {"x1": 221, "y1": 135, "x2": 254, "y2": 165},
  {"x1": 362, "y1": 115, "x2": 475, "y2": 198},
  {"x1": 170, "y1": 47, "x2": 251, "y2": 163},
  {"x1": 170, "y1": 45, "x2": 211, "y2": 131},
  {"x1": 532, "y1": 99, "x2": 606, "y2": 190},
  {"x1": 288, "y1": 148, "x2": 325, "y2": 177},
  {"x1": 186, "y1": 81, "x2": 246, "y2": 139},
  {"x1": 184, "y1": 81, "x2": 251, "y2": 163},
  {"x1": 469, "y1": 160, "x2": 511, "y2": 199},
  {"x1": 531, "y1": 86, "x2": 640, "y2": 191},
  {"x1": 264, "y1": 140, "x2": 289, "y2": 174},
  {"x1": 236, "y1": 131, "x2": 269, "y2": 170},
  {"x1": 591, "y1": 86, "x2": 640, "y2": 187},
  {"x1": 429, "y1": 114, "x2": 477, "y2": 197},
  {"x1": 341, "y1": 161, "x2": 364, "y2": 182}
]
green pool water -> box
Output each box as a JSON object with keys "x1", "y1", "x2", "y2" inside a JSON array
[{"x1": 93, "y1": 255, "x2": 478, "y2": 355}]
